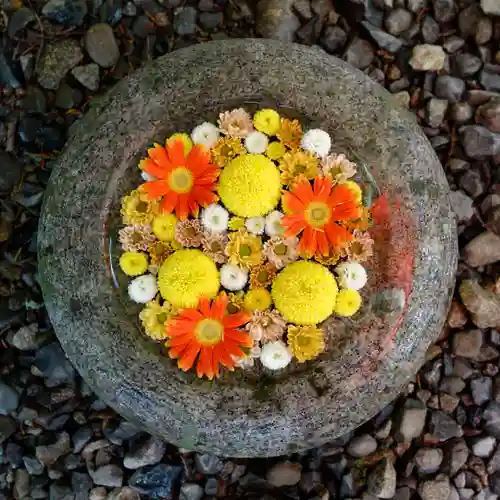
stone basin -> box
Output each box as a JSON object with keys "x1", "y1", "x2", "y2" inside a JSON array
[{"x1": 38, "y1": 39, "x2": 457, "y2": 457}]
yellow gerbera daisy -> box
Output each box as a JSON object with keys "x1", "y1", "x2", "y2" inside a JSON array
[
  {"x1": 287, "y1": 325, "x2": 325, "y2": 362},
  {"x1": 211, "y1": 137, "x2": 245, "y2": 167},
  {"x1": 226, "y1": 230, "x2": 263, "y2": 268},
  {"x1": 279, "y1": 151, "x2": 319, "y2": 185},
  {"x1": 276, "y1": 118, "x2": 302, "y2": 149},
  {"x1": 121, "y1": 189, "x2": 159, "y2": 225},
  {"x1": 139, "y1": 299, "x2": 172, "y2": 340}
]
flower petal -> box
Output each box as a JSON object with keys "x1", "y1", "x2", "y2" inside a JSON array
[
  {"x1": 223, "y1": 312, "x2": 251, "y2": 329},
  {"x1": 313, "y1": 175, "x2": 333, "y2": 200},
  {"x1": 225, "y1": 328, "x2": 252, "y2": 346},
  {"x1": 197, "y1": 347, "x2": 214, "y2": 379},
  {"x1": 283, "y1": 191, "x2": 305, "y2": 213},
  {"x1": 148, "y1": 144, "x2": 174, "y2": 170},
  {"x1": 177, "y1": 341, "x2": 200, "y2": 371},
  {"x1": 176, "y1": 193, "x2": 190, "y2": 220},
  {"x1": 325, "y1": 221, "x2": 353, "y2": 248},
  {"x1": 191, "y1": 186, "x2": 218, "y2": 207},
  {"x1": 187, "y1": 145, "x2": 211, "y2": 175},
  {"x1": 167, "y1": 138, "x2": 186, "y2": 166},
  {"x1": 142, "y1": 180, "x2": 170, "y2": 199},
  {"x1": 298, "y1": 226, "x2": 317, "y2": 256},
  {"x1": 291, "y1": 177, "x2": 314, "y2": 205},
  {"x1": 213, "y1": 344, "x2": 235, "y2": 370},
  {"x1": 210, "y1": 293, "x2": 228, "y2": 320},
  {"x1": 316, "y1": 230, "x2": 330, "y2": 256},
  {"x1": 160, "y1": 192, "x2": 178, "y2": 214},
  {"x1": 198, "y1": 297, "x2": 211, "y2": 318}
]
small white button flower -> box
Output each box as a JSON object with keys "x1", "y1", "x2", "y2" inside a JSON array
[
  {"x1": 301, "y1": 129, "x2": 331, "y2": 158},
  {"x1": 245, "y1": 216, "x2": 266, "y2": 235},
  {"x1": 220, "y1": 263, "x2": 248, "y2": 291},
  {"x1": 244, "y1": 131, "x2": 269, "y2": 154},
  {"x1": 191, "y1": 122, "x2": 220, "y2": 149},
  {"x1": 128, "y1": 275, "x2": 157, "y2": 303},
  {"x1": 260, "y1": 340, "x2": 292, "y2": 370},
  {"x1": 201, "y1": 204, "x2": 229, "y2": 233},
  {"x1": 335, "y1": 261, "x2": 368, "y2": 291},
  {"x1": 265, "y1": 210, "x2": 284, "y2": 237},
  {"x1": 141, "y1": 171, "x2": 155, "y2": 182}
]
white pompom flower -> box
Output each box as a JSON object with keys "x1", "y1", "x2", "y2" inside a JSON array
[
  {"x1": 244, "y1": 131, "x2": 269, "y2": 154},
  {"x1": 265, "y1": 210, "x2": 284, "y2": 237},
  {"x1": 191, "y1": 122, "x2": 220, "y2": 149},
  {"x1": 260, "y1": 340, "x2": 292, "y2": 370},
  {"x1": 201, "y1": 203, "x2": 229, "y2": 233},
  {"x1": 141, "y1": 171, "x2": 155, "y2": 182},
  {"x1": 301, "y1": 129, "x2": 331, "y2": 158},
  {"x1": 335, "y1": 261, "x2": 368, "y2": 291},
  {"x1": 245, "y1": 216, "x2": 266, "y2": 235},
  {"x1": 128, "y1": 275, "x2": 157, "y2": 304},
  {"x1": 220, "y1": 263, "x2": 248, "y2": 291}
]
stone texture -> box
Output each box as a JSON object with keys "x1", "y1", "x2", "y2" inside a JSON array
[
  {"x1": 464, "y1": 232, "x2": 500, "y2": 267},
  {"x1": 84, "y1": 24, "x2": 120, "y2": 69},
  {"x1": 366, "y1": 459, "x2": 396, "y2": 498},
  {"x1": 38, "y1": 40, "x2": 457, "y2": 457},
  {"x1": 410, "y1": 44, "x2": 446, "y2": 71},
  {"x1": 256, "y1": 0, "x2": 300, "y2": 42},
  {"x1": 37, "y1": 40, "x2": 83, "y2": 90},
  {"x1": 460, "y1": 280, "x2": 500, "y2": 329}
]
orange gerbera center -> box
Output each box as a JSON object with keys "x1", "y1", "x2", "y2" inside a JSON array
[
  {"x1": 140, "y1": 139, "x2": 220, "y2": 220},
  {"x1": 168, "y1": 167, "x2": 194, "y2": 194},
  {"x1": 280, "y1": 175, "x2": 361, "y2": 257},
  {"x1": 194, "y1": 318, "x2": 223, "y2": 346},
  {"x1": 164, "y1": 293, "x2": 252, "y2": 379},
  {"x1": 305, "y1": 201, "x2": 331, "y2": 228}
]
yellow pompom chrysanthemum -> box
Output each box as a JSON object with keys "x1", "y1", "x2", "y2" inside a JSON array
[
  {"x1": 218, "y1": 154, "x2": 281, "y2": 217},
  {"x1": 253, "y1": 109, "x2": 281, "y2": 136},
  {"x1": 334, "y1": 288, "x2": 362, "y2": 317},
  {"x1": 120, "y1": 252, "x2": 149, "y2": 276},
  {"x1": 272, "y1": 261, "x2": 338, "y2": 325},
  {"x1": 152, "y1": 214, "x2": 177, "y2": 241},
  {"x1": 244, "y1": 288, "x2": 272, "y2": 311},
  {"x1": 158, "y1": 249, "x2": 219, "y2": 308},
  {"x1": 139, "y1": 299, "x2": 172, "y2": 340},
  {"x1": 287, "y1": 325, "x2": 325, "y2": 362},
  {"x1": 166, "y1": 133, "x2": 193, "y2": 156}
]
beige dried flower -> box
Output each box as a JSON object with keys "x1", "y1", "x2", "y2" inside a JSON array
[
  {"x1": 201, "y1": 232, "x2": 228, "y2": 264},
  {"x1": 321, "y1": 154, "x2": 357, "y2": 183},
  {"x1": 174, "y1": 219, "x2": 203, "y2": 248},
  {"x1": 218, "y1": 108, "x2": 254, "y2": 138},
  {"x1": 346, "y1": 231, "x2": 374, "y2": 263},
  {"x1": 119, "y1": 225, "x2": 156, "y2": 252},
  {"x1": 263, "y1": 236, "x2": 299, "y2": 269},
  {"x1": 246, "y1": 309, "x2": 286, "y2": 343}
]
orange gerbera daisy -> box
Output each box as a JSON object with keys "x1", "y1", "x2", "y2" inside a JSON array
[
  {"x1": 281, "y1": 176, "x2": 361, "y2": 257},
  {"x1": 141, "y1": 138, "x2": 220, "y2": 220},
  {"x1": 165, "y1": 293, "x2": 252, "y2": 379}
]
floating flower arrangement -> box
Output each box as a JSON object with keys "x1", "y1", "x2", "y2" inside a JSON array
[{"x1": 118, "y1": 108, "x2": 375, "y2": 379}]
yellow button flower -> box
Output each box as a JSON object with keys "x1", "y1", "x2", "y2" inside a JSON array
[
  {"x1": 120, "y1": 252, "x2": 149, "y2": 276},
  {"x1": 341, "y1": 180, "x2": 363, "y2": 204},
  {"x1": 266, "y1": 141, "x2": 286, "y2": 160},
  {"x1": 334, "y1": 288, "x2": 362, "y2": 317},
  {"x1": 152, "y1": 214, "x2": 177, "y2": 241},
  {"x1": 244, "y1": 288, "x2": 272, "y2": 311},
  {"x1": 253, "y1": 109, "x2": 281, "y2": 136}
]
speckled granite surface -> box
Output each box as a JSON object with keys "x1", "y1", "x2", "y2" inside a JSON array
[{"x1": 38, "y1": 40, "x2": 457, "y2": 457}]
